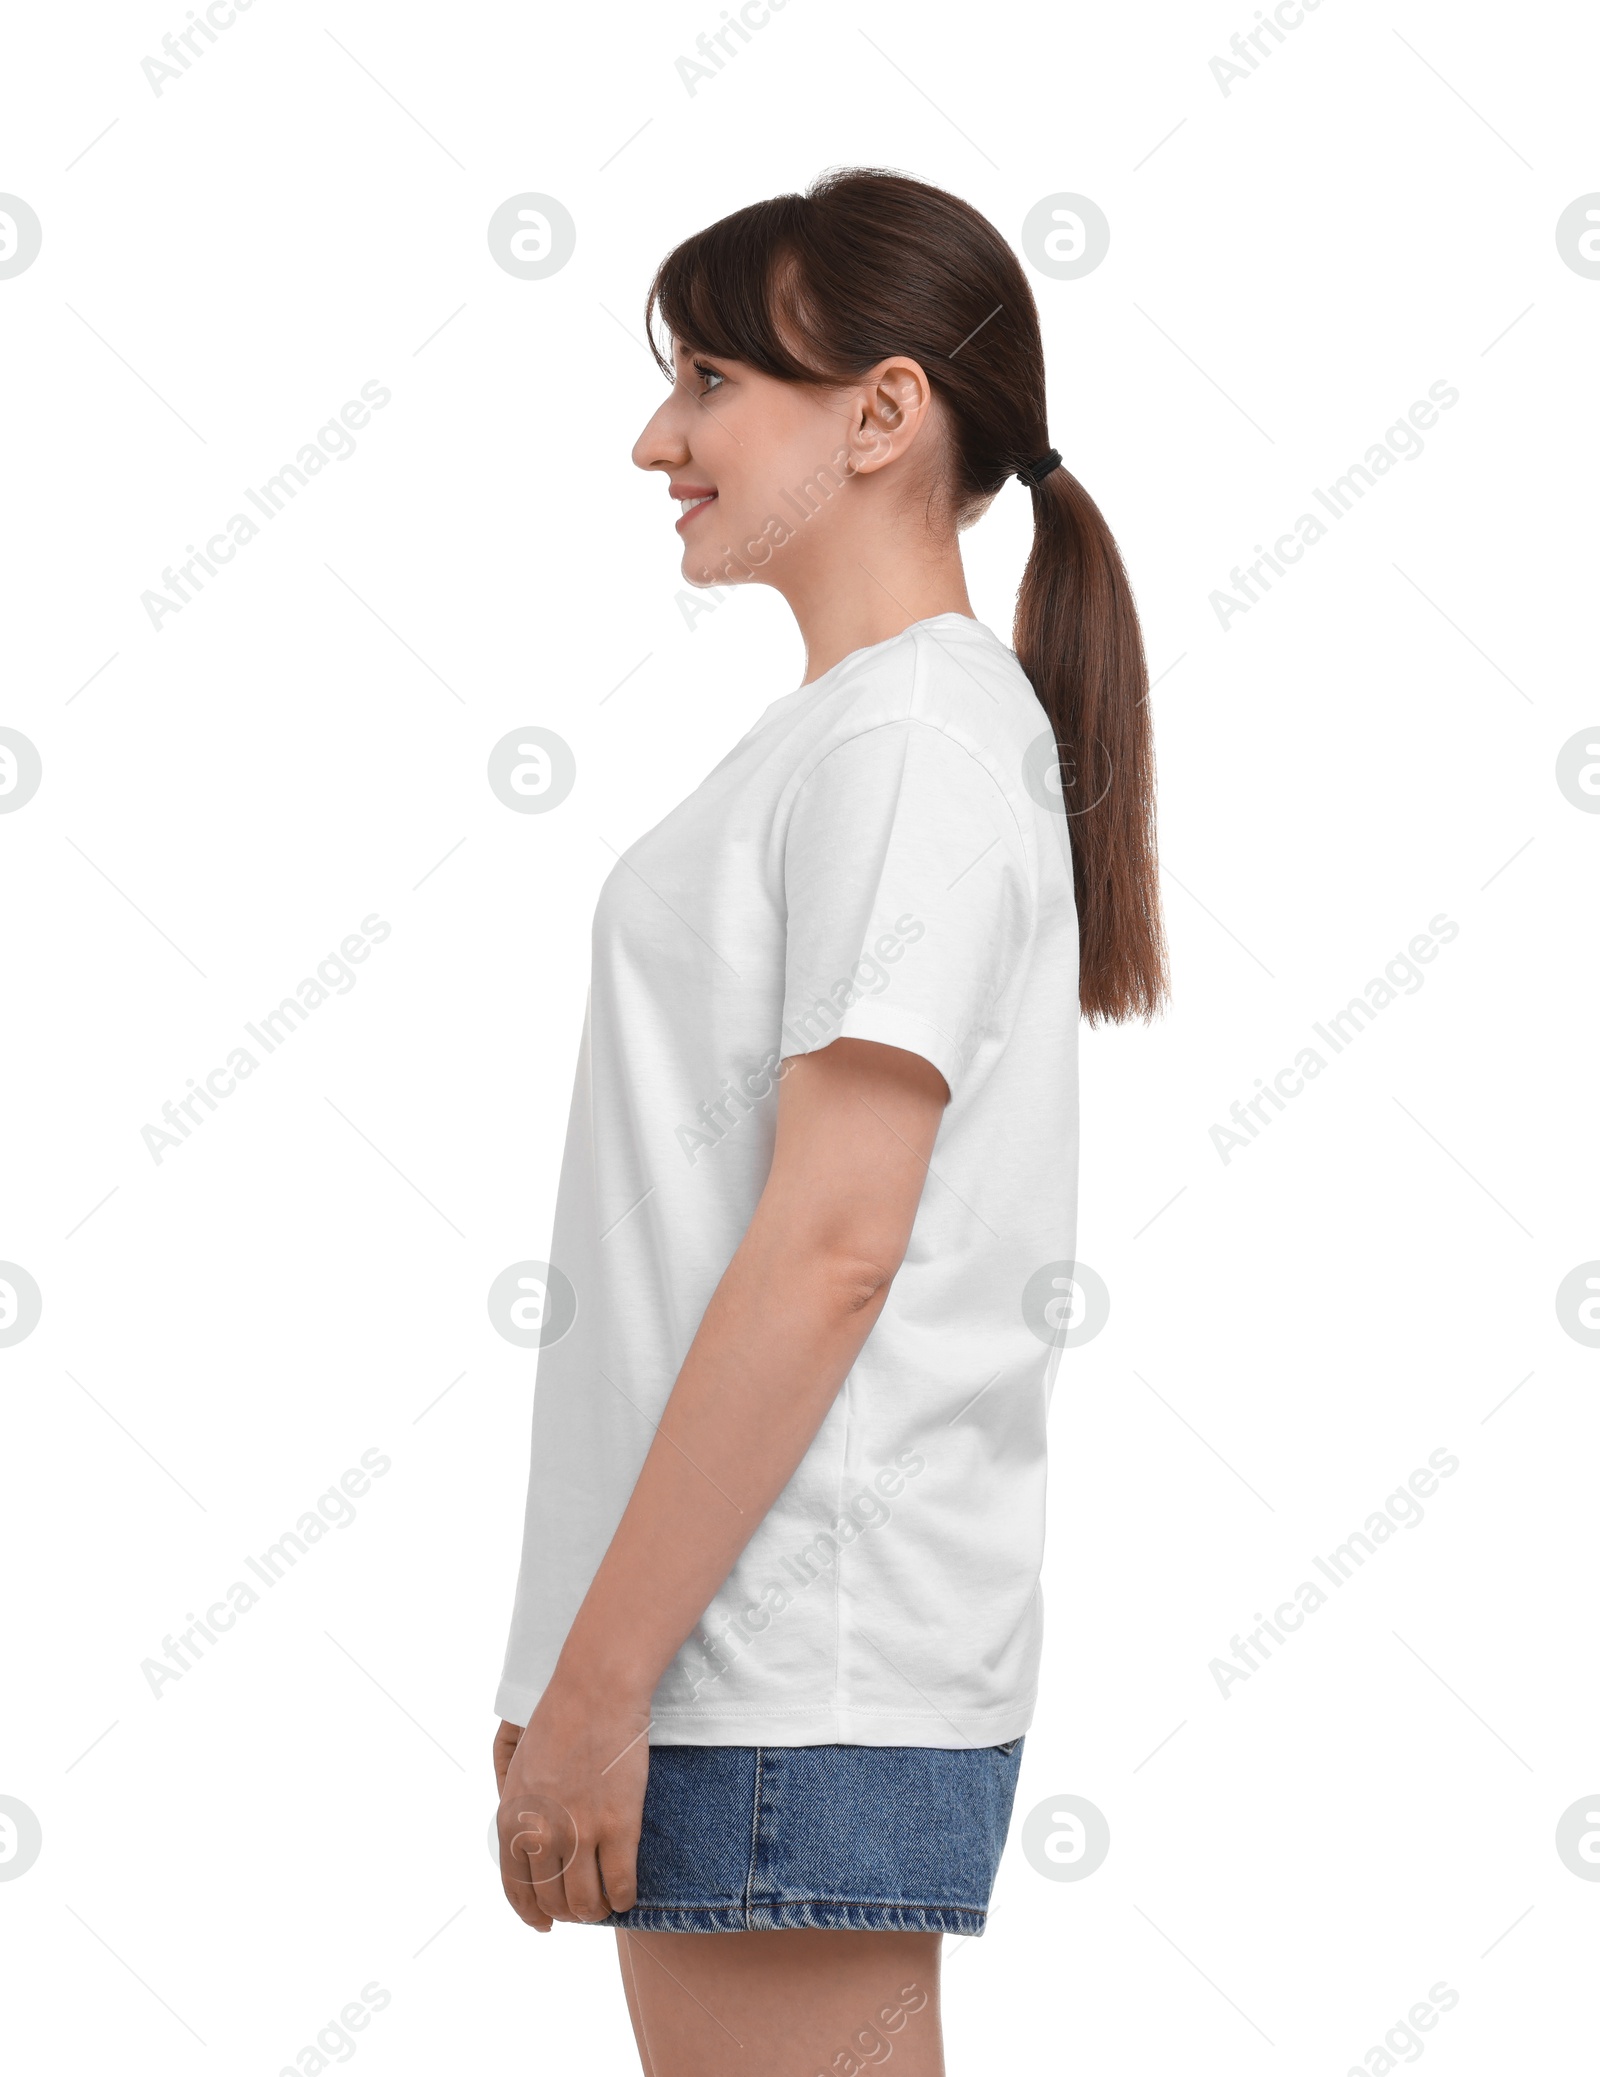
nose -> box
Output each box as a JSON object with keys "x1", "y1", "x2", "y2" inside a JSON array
[{"x1": 632, "y1": 392, "x2": 690, "y2": 475}]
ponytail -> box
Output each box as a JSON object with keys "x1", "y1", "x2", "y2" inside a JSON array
[
  {"x1": 646, "y1": 165, "x2": 1168, "y2": 1024},
  {"x1": 1016, "y1": 467, "x2": 1167, "y2": 1022}
]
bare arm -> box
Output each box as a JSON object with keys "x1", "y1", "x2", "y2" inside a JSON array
[{"x1": 494, "y1": 1036, "x2": 948, "y2": 1928}]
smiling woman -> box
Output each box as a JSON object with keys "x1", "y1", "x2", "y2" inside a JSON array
[{"x1": 492, "y1": 166, "x2": 1166, "y2": 2077}]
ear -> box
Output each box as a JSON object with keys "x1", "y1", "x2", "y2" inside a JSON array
[{"x1": 845, "y1": 356, "x2": 935, "y2": 477}]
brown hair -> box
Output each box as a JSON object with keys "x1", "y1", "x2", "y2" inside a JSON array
[{"x1": 646, "y1": 167, "x2": 1167, "y2": 1024}]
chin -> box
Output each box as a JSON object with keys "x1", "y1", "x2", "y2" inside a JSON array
[{"x1": 683, "y1": 554, "x2": 741, "y2": 588}]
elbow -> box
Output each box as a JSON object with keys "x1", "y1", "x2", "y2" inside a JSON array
[{"x1": 816, "y1": 1248, "x2": 901, "y2": 1316}]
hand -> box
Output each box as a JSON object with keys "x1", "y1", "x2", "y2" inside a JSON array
[{"x1": 494, "y1": 1680, "x2": 652, "y2": 1931}]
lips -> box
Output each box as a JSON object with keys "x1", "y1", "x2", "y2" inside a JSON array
[{"x1": 670, "y1": 486, "x2": 717, "y2": 533}]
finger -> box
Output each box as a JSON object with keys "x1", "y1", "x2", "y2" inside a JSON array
[
  {"x1": 529, "y1": 1834, "x2": 590, "y2": 1923},
  {"x1": 556, "y1": 1840, "x2": 610, "y2": 1924},
  {"x1": 508, "y1": 1807, "x2": 583, "y2": 1923},
  {"x1": 506, "y1": 1794, "x2": 575, "y2": 1881},
  {"x1": 498, "y1": 1829, "x2": 549, "y2": 1929},
  {"x1": 501, "y1": 1796, "x2": 572, "y2": 1926},
  {"x1": 500, "y1": 1861, "x2": 553, "y2": 1931},
  {"x1": 492, "y1": 1721, "x2": 521, "y2": 1797},
  {"x1": 598, "y1": 1828, "x2": 640, "y2": 1916},
  {"x1": 499, "y1": 1839, "x2": 552, "y2": 1929}
]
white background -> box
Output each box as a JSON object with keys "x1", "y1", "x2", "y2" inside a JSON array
[{"x1": 3, "y1": 0, "x2": 1597, "y2": 2070}]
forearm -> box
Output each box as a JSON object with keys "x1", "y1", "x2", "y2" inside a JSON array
[{"x1": 548, "y1": 1214, "x2": 892, "y2": 1708}]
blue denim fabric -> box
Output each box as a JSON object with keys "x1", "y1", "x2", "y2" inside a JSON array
[{"x1": 604, "y1": 1739, "x2": 1025, "y2": 1934}]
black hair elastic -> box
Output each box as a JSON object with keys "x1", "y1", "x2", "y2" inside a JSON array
[{"x1": 1015, "y1": 448, "x2": 1063, "y2": 487}]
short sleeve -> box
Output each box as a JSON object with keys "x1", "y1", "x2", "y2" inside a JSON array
[{"x1": 780, "y1": 720, "x2": 1032, "y2": 1098}]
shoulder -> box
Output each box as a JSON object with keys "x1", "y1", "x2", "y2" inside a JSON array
[{"x1": 794, "y1": 616, "x2": 1048, "y2": 836}]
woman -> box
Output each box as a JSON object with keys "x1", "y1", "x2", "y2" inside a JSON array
[{"x1": 493, "y1": 167, "x2": 1165, "y2": 2074}]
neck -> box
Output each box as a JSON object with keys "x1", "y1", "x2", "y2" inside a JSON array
[{"x1": 779, "y1": 532, "x2": 976, "y2": 685}]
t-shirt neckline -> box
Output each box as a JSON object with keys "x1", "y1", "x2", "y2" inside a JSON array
[{"x1": 795, "y1": 611, "x2": 988, "y2": 695}]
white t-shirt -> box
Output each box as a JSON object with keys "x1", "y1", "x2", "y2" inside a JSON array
[{"x1": 495, "y1": 612, "x2": 1080, "y2": 1747}]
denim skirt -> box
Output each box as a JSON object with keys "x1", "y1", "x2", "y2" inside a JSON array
[{"x1": 603, "y1": 1738, "x2": 1025, "y2": 1935}]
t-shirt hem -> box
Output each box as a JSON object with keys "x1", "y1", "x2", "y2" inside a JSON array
[
  {"x1": 783, "y1": 999, "x2": 967, "y2": 1102},
  {"x1": 640, "y1": 1697, "x2": 1036, "y2": 1749},
  {"x1": 494, "y1": 1679, "x2": 540, "y2": 1730},
  {"x1": 496, "y1": 1680, "x2": 1036, "y2": 1748}
]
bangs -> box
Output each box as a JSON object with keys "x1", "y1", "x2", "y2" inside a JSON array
[{"x1": 645, "y1": 194, "x2": 835, "y2": 385}]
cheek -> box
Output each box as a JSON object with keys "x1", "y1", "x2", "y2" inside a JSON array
[
  {"x1": 697, "y1": 469, "x2": 773, "y2": 553},
  {"x1": 692, "y1": 386, "x2": 853, "y2": 558},
  {"x1": 736, "y1": 391, "x2": 847, "y2": 490}
]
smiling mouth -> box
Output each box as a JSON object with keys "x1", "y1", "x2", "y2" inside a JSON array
[{"x1": 675, "y1": 493, "x2": 717, "y2": 531}]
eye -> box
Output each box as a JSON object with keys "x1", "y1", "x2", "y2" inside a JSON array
[{"x1": 691, "y1": 359, "x2": 726, "y2": 394}]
